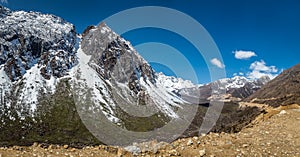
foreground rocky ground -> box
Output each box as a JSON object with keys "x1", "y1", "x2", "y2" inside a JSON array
[{"x1": 0, "y1": 103, "x2": 299, "y2": 157}]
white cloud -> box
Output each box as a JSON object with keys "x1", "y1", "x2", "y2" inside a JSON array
[
  {"x1": 210, "y1": 58, "x2": 225, "y2": 69},
  {"x1": 249, "y1": 60, "x2": 278, "y2": 73},
  {"x1": 233, "y1": 50, "x2": 257, "y2": 60},
  {"x1": 233, "y1": 72, "x2": 244, "y2": 76},
  {"x1": 0, "y1": 0, "x2": 8, "y2": 3},
  {"x1": 247, "y1": 60, "x2": 279, "y2": 79}
]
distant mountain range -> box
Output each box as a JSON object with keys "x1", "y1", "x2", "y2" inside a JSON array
[
  {"x1": 179, "y1": 75, "x2": 270, "y2": 104},
  {"x1": 0, "y1": 6, "x2": 298, "y2": 146}
]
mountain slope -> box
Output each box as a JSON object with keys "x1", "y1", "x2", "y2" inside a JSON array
[
  {"x1": 78, "y1": 22, "x2": 186, "y2": 119},
  {"x1": 0, "y1": 5, "x2": 77, "y2": 114},
  {"x1": 0, "y1": 6, "x2": 100, "y2": 146},
  {"x1": 246, "y1": 63, "x2": 300, "y2": 107}
]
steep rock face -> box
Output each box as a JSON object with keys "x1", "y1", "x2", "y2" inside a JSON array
[
  {"x1": 81, "y1": 22, "x2": 156, "y2": 89},
  {"x1": 0, "y1": 6, "x2": 77, "y2": 113},
  {"x1": 0, "y1": 6, "x2": 77, "y2": 81},
  {"x1": 79, "y1": 22, "x2": 184, "y2": 117},
  {"x1": 246, "y1": 64, "x2": 300, "y2": 107},
  {"x1": 0, "y1": 6, "x2": 98, "y2": 146}
]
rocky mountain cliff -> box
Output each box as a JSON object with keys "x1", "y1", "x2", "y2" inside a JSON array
[
  {"x1": 0, "y1": 5, "x2": 77, "y2": 114},
  {"x1": 79, "y1": 22, "x2": 185, "y2": 118},
  {"x1": 246, "y1": 63, "x2": 300, "y2": 107},
  {"x1": 0, "y1": 6, "x2": 96, "y2": 146},
  {"x1": 0, "y1": 6, "x2": 77, "y2": 81}
]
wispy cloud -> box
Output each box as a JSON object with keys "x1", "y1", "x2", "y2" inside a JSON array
[
  {"x1": 210, "y1": 58, "x2": 225, "y2": 69},
  {"x1": 0, "y1": 0, "x2": 8, "y2": 4},
  {"x1": 247, "y1": 60, "x2": 279, "y2": 79},
  {"x1": 233, "y1": 50, "x2": 257, "y2": 60},
  {"x1": 233, "y1": 72, "x2": 245, "y2": 76}
]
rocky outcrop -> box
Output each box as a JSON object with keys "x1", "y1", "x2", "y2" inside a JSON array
[
  {"x1": 0, "y1": 6, "x2": 77, "y2": 81},
  {"x1": 81, "y1": 22, "x2": 156, "y2": 89},
  {"x1": 0, "y1": 6, "x2": 93, "y2": 146}
]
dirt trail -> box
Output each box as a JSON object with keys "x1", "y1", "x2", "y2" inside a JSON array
[{"x1": 0, "y1": 104, "x2": 299, "y2": 157}]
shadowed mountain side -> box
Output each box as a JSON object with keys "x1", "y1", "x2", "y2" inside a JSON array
[{"x1": 246, "y1": 63, "x2": 300, "y2": 107}]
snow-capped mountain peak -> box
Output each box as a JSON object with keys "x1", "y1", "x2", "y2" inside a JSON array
[
  {"x1": 213, "y1": 75, "x2": 270, "y2": 91},
  {"x1": 217, "y1": 76, "x2": 250, "y2": 89},
  {"x1": 156, "y1": 72, "x2": 196, "y2": 92},
  {"x1": 0, "y1": 6, "x2": 77, "y2": 113},
  {"x1": 77, "y1": 22, "x2": 191, "y2": 119}
]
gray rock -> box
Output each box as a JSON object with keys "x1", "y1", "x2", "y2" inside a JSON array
[{"x1": 124, "y1": 145, "x2": 141, "y2": 155}]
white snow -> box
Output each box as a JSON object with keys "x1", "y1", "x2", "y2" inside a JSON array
[
  {"x1": 156, "y1": 72, "x2": 196, "y2": 91},
  {"x1": 70, "y1": 46, "x2": 120, "y2": 123},
  {"x1": 139, "y1": 77, "x2": 183, "y2": 118},
  {"x1": 3, "y1": 10, "x2": 74, "y2": 42},
  {"x1": 0, "y1": 65, "x2": 11, "y2": 85},
  {"x1": 217, "y1": 76, "x2": 250, "y2": 90},
  {"x1": 0, "y1": 66, "x2": 12, "y2": 107},
  {"x1": 16, "y1": 64, "x2": 57, "y2": 112}
]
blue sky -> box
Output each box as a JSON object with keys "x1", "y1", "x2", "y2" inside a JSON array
[{"x1": 1, "y1": 0, "x2": 300, "y2": 84}]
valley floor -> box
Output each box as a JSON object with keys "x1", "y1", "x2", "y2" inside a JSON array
[{"x1": 0, "y1": 104, "x2": 299, "y2": 157}]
